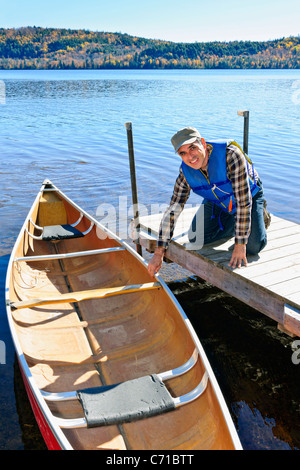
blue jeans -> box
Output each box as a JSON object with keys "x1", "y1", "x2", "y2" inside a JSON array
[{"x1": 188, "y1": 183, "x2": 267, "y2": 255}]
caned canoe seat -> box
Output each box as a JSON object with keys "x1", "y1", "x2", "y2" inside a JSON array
[
  {"x1": 37, "y1": 223, "x2": 84, "y2": 241},
  {"x1": 41, "y1": 350, "x2": 209, "y2": 429},
  {"x1": 25, "y1": 189, "x2": 93, "y2": 241}
]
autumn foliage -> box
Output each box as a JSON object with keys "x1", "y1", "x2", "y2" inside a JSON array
[{"x1": 0, "y1": 27, "x2": 299, "y2": 69}]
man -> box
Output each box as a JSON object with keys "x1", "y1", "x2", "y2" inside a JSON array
[{"x1": 147, "y1": 127, "x2": 270, "y2": 277}]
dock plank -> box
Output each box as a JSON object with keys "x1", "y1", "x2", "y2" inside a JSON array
[
  {"x1": 268, "y1": 278, "x2": 299, "y2": 296},
  {"x1": 237, "y1": 254, "x2": 300, "y2": 279}
]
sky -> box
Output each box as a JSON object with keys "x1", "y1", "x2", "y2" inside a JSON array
[{"x1": 1, "y1": 0, "x2": 299, "y2": 43}]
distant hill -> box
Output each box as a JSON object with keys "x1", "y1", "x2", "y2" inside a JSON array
[{"x1": 0, "y1": 27, "x2": 299, "y2": 69}]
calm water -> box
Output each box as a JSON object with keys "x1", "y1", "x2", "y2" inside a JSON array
[{"x1": 0, "y1": 69, "x2": 299, "y2": 450}]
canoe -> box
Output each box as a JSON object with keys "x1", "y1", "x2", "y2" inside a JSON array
[{"x1": 5, "y1": 179, "x2": 242, "y2": 450}]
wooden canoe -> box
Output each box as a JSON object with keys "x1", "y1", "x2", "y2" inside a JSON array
[{"x1": 5, "y1": 179, "x2": 242, "y2": 450}]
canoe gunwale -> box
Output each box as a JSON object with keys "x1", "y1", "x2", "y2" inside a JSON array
[
  {"x1": 5, "y1": 179, "x2": 243, "y2": 450},
  {"x1": 5, "y1": 182, "x2": 73, "y2": 449}
]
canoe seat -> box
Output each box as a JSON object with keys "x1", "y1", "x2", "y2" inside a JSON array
[
  {"x1": 77, "y1": 374, "x2": 176, "y2": 427},
  {"x1": 25, "y1": 188, "x2": 94, "y2": 241},
  {"x1": 42, "y1": 224, "x2": 84, "y2": 241},
  {"x1": 41, "y1": 350, "x2": 209, "y2": 429},
  {"x1": 9, "y1": 282, "x2": 161, "y2": 310},
  {"x1": 26, "y1": 216, "x2": 94, "y2": 241}
]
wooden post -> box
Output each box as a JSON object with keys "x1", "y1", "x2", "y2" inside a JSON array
[
  {"x1": 125, "y1": 122, "x2": 143, "y2": 256},
  {"x1": 237, "y1": 110, "x2": 249, "y2": 154}
]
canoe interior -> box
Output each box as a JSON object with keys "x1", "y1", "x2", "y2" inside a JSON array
[{"x1": 9, "y1": 186, "x2": 238, "y2": 450}]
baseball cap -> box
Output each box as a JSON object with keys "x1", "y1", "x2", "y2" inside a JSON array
[{"x1": 171, "y1": 127, "x2": 201, "y2": 153}]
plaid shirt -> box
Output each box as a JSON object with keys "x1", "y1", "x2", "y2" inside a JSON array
[{"x1": 157, "y1": 143, "x2": 258, "y2": 248}]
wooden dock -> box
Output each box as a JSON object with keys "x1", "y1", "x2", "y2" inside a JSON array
[{"x1": 136, "y1": 207, "x2": 300, "y2": 337}]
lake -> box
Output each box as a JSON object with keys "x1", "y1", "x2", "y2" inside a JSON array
[{"x1": 0, "y1": 69, "x2": 299, "y2": 450}]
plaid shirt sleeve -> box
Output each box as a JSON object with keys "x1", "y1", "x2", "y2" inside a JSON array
[
  {"x1": 227, "y1": 144, "x2": 257, "y2": 245},
  {"x1": 157, "y1": 169, "x2": 190, "y2": 248}
]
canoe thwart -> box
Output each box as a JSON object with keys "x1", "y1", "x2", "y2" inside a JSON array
[
  {"x1": 9, "y1": 282, "x2": 161, "y2": 310},
  {"x1": 14, "y1": 246, "x2": 125, "y2": 262}
]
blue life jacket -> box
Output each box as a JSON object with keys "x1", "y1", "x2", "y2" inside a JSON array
[{"x1": 181, "y1": 139, "x2": 260, "y2": 214}]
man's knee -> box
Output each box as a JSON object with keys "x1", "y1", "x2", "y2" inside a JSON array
[{"x1": 246, "y1": 237, "x2": 267, "y2": 255}]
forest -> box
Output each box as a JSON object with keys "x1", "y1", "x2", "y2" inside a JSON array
[{"x1": 0, "y1": 27, "x2": 299, "y2": 69}]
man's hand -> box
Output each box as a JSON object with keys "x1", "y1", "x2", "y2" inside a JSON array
[
  {"x1": 147, "y1": 247, "x2": 165, "y2": 277},
  {"x1": 229, "y1": 243, "x2": 247, "y2": 269}
]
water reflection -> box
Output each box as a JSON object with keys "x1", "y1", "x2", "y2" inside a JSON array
[{"x1": 233, "y1": 401, "x2": 293, "y2": 450}]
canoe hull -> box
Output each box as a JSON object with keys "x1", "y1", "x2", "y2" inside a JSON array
[
  {"x1": 18, "y1": 359, "x2": 62, "y2": 450},
  {"x1": 6, "y1": 180, "x2": 242, "y2": 450}
]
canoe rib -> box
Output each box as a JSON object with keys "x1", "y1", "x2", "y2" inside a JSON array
[
  {"x1": 9, "y1": 282, "x2": 161, "y2": 310},
  {"x1": 41, "y1": 349, "x2": 200, "y2": 403}
]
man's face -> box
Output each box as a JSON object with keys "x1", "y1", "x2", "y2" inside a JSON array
[{"x1": 177, "y1": 139, "x2": 208, "y2": 170}]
